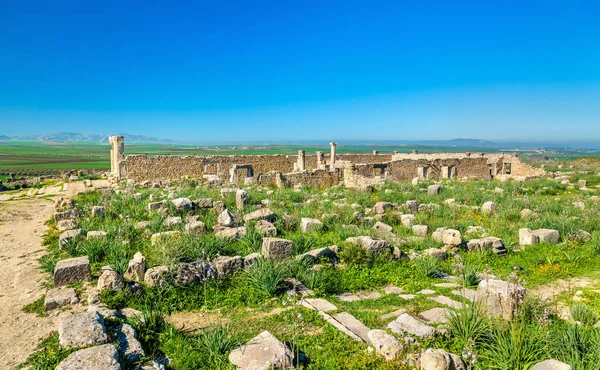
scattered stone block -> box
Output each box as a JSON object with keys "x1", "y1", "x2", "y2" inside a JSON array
[
  {"x1": 215, "y1": 226, "x2": 247, "y2": 239},
  {"x1": 98, "y1": 270, "x2": 124, "y2": 292},
  {"x1": 172, "y1": 197, "x2": 192, "y2": 211},
  {"x1": 297, "y1": 246, "x2": 336, "y2": 264},
  {"x1": 519, "y1": 228, "x2": 538, "y2": 246},
  {"x1": 218, "y1": 209, "x2": 235, "y2": 227},
  {"x1": 406, "y1": 200, "x2": 418, "y2": 212},
  {"x1": 44, "y1": 287, "x2": 79, "y2": 310},
  {"x1": 91, "y1": 206, "x2": 105, "y2": 217},
  {"x1": 368, "y1": 329, "x2": 403, "y2": 360},
  {"x1": 144, "y1": 265, "x2": 169, "y2": 287},
  {"x1": 452, "y1": 288, "x2": 477, "y2": 302},
  {"x1": 243, "y1": 252, "x2": 262, "y2": 267},
  {"x1": 55, "y1": 344, "x2": 120, "y2": 370},
  {"x1": 432, "y1": 227, "x2": 446, "y2": 242},
  {"x1": 373, "y1": 221, "x2": 393, "y2": 233},
  {"x1": 194, "y1": 198, "x2": 214, "y2": 208},
  {"x1": 150, "y1": 231, "x2": 181, "y2": 246},
  {"x1": 244, "y1": 208, "x2": 276, "y2": 223},
  {"x1": 423, "y1": 248, "x2": 446, "y2": 261},
  {"x1": 466, "y1": 237, "x2": 507, "y2": 255},
  {"x1": 427, "y1": 185, "x2": 441, "y2": 195},
  {"x1": 255, "y1": 219, "x2": 277, "y2": 236},
  {"x1": 163, "y1": 216, "x2": 182, "y2": 227},
  {"x1": 229, "y1": 331, "x2": 293, "y2": 370},
  {"x1": 211, "y1": 255, "x2": 243, "y2": 278},
  {"x1": 300, "y1": 218, "x2": 324, "y2": 233},
  {"x1": 420, "y1": 348, "x2": 466, "y2": 370},
  {"x1": 54, "y1": 256, "x2": 91, "y2": 287},
  {"x1": 429, "y1": 295, "x2": 464, "y2": 309},
  {"x1": 481, "y1": 201, "x2": 497, "y2": 214},
  {"x1": 413, "y1": 224, "x2": 429, "y2": 236},
  {"x1": 388, "y1": 314, "x2": 435, "y2": 338},
  {"x1": 124, "y1": 252, "x2": 146, "y2": 282},
  {"x1": 373, "y1": 201, "x2": 392, "y2": 214},
  {"x1": 441, "y1": 229, "x2": 462, "y2": 246},
  {"x1": 533, "y1": 229, "x2": 560, "y2": 244},
  {"x1": 185, "y1": 220, "x2": 206, "y2": 234},
  {"x1": 401, "y1": 214, "x2": 416, "y2": 227},
  {"x1": 262, "y1": 237, "x2": 293, "y2": 260},
  {"x1": 147, "y1": 201, "x2": 167, "y2": 212},
  {"x1": 380, "y1": 308, "x2": 407, "y2": 320},
  {"x1": 172, "y1": 262, "x2": 215, "y2": 286},
  {"x1": 116, "y1": 323, "x2": 145, "y2": 362},
  {"x1": 345, "y1": 236, "x2": 391, "y2": 254},
  {"x1": 54, "y1": 208, "x2": 79, "y2": 222},
  {"x1": 87, "y1": 230, "x2": 106, "y2": 239},
  {"x1": 59, "y1": 229, "x2": 84, "y2": 249},
  {"x1": 57, "y1": 219, "x2": 78, "y2": 231},
  {"x1": 59, "y1": 311, "x2": 108, "y2": 348}
]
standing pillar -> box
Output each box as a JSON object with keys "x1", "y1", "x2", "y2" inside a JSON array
[
  {"x1": 108, "y1": 136, "x2": 124, "y2": 179},
  {"x1": 297, "y1": 150, "x2": 306, "y2": 171},
  {"x1": 373, "y1": 150, "x2": 379, "y2": 155},
  {"x1": 316, "y1": 151, "x2": 324, "y2": 167},
  {"x1": 329, "y1": 142, "x2": 337, "y2": 168}
]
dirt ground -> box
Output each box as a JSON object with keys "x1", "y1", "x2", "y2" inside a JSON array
[{"x1": 0, "y1": 197, "x2": 57, "y2": 369}]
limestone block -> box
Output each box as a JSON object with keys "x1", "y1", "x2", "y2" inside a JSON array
[
  {"x1": 54, "y1": 256, "x2": 91, "y2": 287},
  {"x1": 300, "y1": 218, "x2": 324, "y2": 233},
  {"x1": 262, "y1": 237, "x2": 293, "y2": 260},
  {"x1": 55, "y1": 344, "x2": 120, "y2": 370},
  {"x1": 229, "y1": 331, "x2": 293, "y2": 370},
  {"x1": 59, "y1": 311, "x2": 108, "y2": 348}
]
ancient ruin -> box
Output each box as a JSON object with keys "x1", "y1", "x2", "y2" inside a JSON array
[{"x1": 108, "y1": 136, "x2": 544, "y2": 186}]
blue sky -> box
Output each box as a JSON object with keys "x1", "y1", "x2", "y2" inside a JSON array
[{"x1": 0, "y1": 1, "x2": 599, "y2": 143}]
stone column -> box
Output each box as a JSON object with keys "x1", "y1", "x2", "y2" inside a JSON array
[
  {"x1": 417, "y1": 166, "x2": 428, "y2": 179},
  {"x1": 316, "y1": 151, "x2": 324, "y2": 167},
  {"x1": 297, "y1": 150, "x2": 306, "y2": 171},
  {"x1": 372, "y1": 150, "x2": 379, "y2": 155},
  {"x1": 442, "y1": 166, "x2": 449, "y2": 179},
  {"x1": 108, "y1": 136, "x2": 124, "y2": 179},
  {"x1": 329, "y1": 142, "x2": 337, "y2": 167}
]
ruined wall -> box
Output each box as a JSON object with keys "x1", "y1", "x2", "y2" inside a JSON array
[
  {"x1": 510, "y1": 157, "x2": 545, "y2": 177},
  {"x1": 124, "y1": 154, "x2": 295, "y2": 182}
]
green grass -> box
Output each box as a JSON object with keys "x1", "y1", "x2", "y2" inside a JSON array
[{"x1": 22, "y1": 296, "x2": 48, "y2": 317}]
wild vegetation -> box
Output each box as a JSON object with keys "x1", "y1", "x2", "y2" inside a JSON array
[{"x1": 18, "y1": 159, "x2": 600, "y2": 369}]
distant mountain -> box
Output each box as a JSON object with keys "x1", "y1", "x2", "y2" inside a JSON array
[
  {"x1": 0, "y1": 135, "x2": 10, "y2": 141},
  {"x1": 6, "y1": 132, "x2": 175, "y2": 144}
]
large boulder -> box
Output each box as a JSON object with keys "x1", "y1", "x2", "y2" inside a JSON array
[
  {"x1": 244, "y1": 208, "x2": 276, "y2": 223},
  {"x1": 58, "y1": 311, "x2": 108, "y2": 348},
  {"x1": 367, "y1": 329, "x2": 402, "y2": 361},
  {"x1": 262, "y1": 237, "x2": 293, "y2": 260},
  {"x1": 124, "y1": 252, "x2": 146, "y2": 282},
  {"x1": 54, "y1": 256, "x2": 91, "y2": 287},
  {"x1": 229, "y1": 330, "x2": 293, "y2": 370},
  {"x1": 300, "y1": 218, "x2": 324, "y2": 233},
  {"x1": 55, "y1": 344, "x2": 120, "y2": 370},
  {"x1": 531, "y1": 360, "x2": 573, "y2": 370},
  {"x1": 476, "y1": 279, "x2": 527, "y2": 320},
  {"x1": 420, "y1": 348, "x2": 466, "y2": 370},
  {"x1": 171, "y1": 262, "x2": 215, "y2": 286}
]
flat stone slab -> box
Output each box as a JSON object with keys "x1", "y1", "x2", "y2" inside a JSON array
[
  {"x1": 429, "y1": 295, "x2": 464, "y2": 309},
  {"x1": 59, "y1": 311, "x2": 108, "y2": 348},
  {"x1": 388, "y1": 313, "x2": 435, "y2": 338},
  {"x1": 380, "y1": 308, "x2": 407, "y2": 320},
  {"x1": 433, "y1": 282, "x2": 461, "y2": 288},
  {"x1": 229, "y1": 330, "x2": 293, "y2": 370},
  {"x1": 417, "y1": 289, "x2": 436, "y2": 295},
  {"x1": 382, "y1": 285, "x2": 403, "y2": 294},
  {"x1": 419, "y1": 307, "x2": 451, "y2": 324},
  {"x1": 398, "y1": 294, "x2": 416, "y2": 300},
  {"x1": 55, "y1": 344, "x2": 120, "y2": 370},
  {"x1": 44, "y1": 287, "x2": 79, "y2": 310},
  {"x1": 301, "y1": 298, "x2": 338, "y2": 313},
  {"x1": 452, "y1": 288, "x2": 477, "y2": 302},
  {"x1": 333, "y1": 312, "x2": 371, "y2": 343},
  {"x1": 318, "y1": 311, "x2": 364, "y2": 342},
  {"x1": 54, "y1": 256, "x2": 91, "y2": 287},
  {"x1": 335, "y1": 293, "x2": 360, "y2": 302}
]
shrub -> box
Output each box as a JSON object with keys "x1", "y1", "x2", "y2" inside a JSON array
[
  {"x1": 483, "y1": 323, "x2": 545, "y2": 370},
  {"x1": 243, "y1": 259, "x2": 288, "y2": 297},
  {"x1": 447, "y1": 304, "x2": 488, "y2": 348},
  {"x1": 414, "y1": 257, "x2": 440, "y2": 279}
]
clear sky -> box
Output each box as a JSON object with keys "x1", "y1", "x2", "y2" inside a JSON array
[{"x1": 1, "y1": 0, "x2": 599, "y2": 143}]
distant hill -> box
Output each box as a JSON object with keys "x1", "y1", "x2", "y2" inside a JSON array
[{"x1": 5, "y1": 132, "x2": 175, "y2": 144}]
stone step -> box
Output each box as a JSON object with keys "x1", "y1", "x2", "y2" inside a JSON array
[
  {"x1": 428, "y1": 295, "x2": 464, "y2": 309},
  {"x1": 301, "y1": 298, "x2": 338, "y2": 313},
  {"x1": 333, "y1": 312, "x2": 371, "y2": 343},
  {"x1": 452, "y1": 288, "x2": 477, "y2": 302}
]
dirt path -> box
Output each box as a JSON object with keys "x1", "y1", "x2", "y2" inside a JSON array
[{"x1": 0, "y1": 198, "x2": 57, "y2": 369}]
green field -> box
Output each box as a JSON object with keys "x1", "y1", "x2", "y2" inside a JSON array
[{"x1": 0, "y1": 141, "x2": 592, "y2": 178}]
